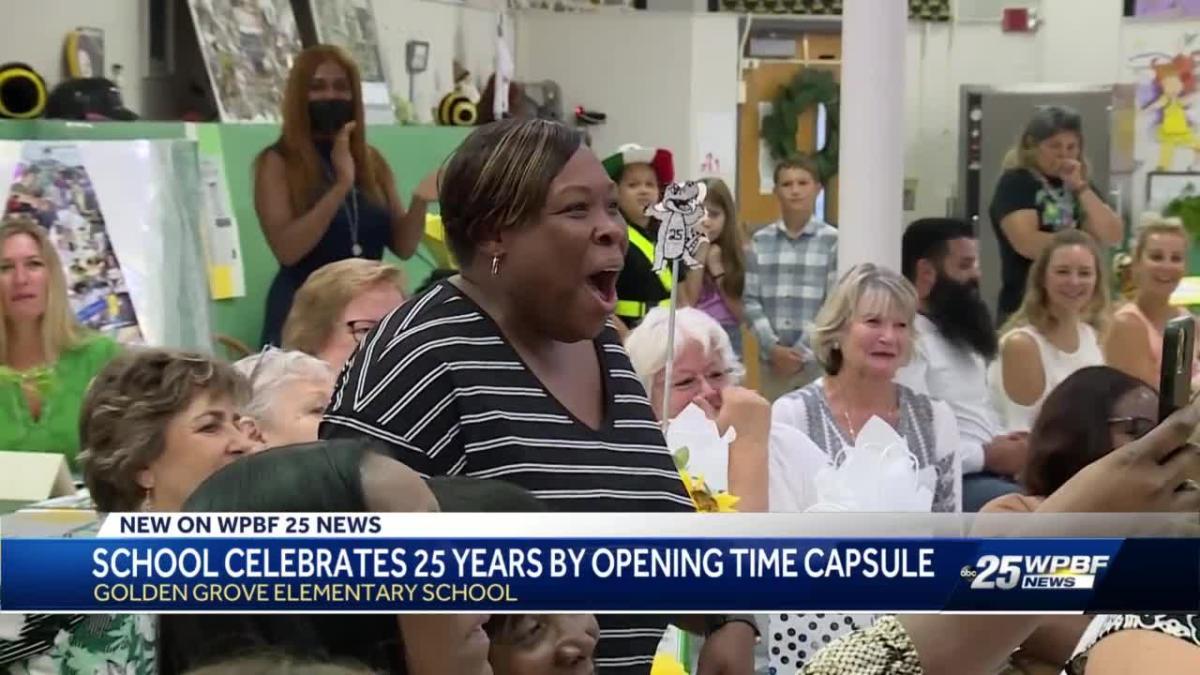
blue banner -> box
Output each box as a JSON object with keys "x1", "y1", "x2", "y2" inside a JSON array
[{"x1": 2, "y1": 537, "x2": 1197, "y2": 612}]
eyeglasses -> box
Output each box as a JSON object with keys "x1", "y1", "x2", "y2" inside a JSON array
[
  {"x1": 346, "y1": 319, "x2": 379, "y2": 344},
  {"x1": 1108, "y1": 416, "x2": 1156, "y2": 440},
  {"x1": 245, "y1": 344, "x2": 281, "y2": 388}
]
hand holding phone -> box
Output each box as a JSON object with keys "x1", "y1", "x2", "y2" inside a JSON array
[{"x1": 1159, "y1": 315, "x2": 1196, "y2": 422}]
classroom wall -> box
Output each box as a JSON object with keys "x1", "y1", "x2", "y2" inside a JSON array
[
  {"x1": 514, "y1": 10, "x2": 740, "y2": 185},
  {"x1": 0, "y1": 0, "x2": 512, "y2": 125},
  {"x1": 0, "y1": 0, "x2": 148, "y2": 115},
  {"x1": 373, "y1": 0, "x2": 514, "y2": 125},
  {"x1": 903, "y1": 1, "x2": 1125, "y2": 219}
]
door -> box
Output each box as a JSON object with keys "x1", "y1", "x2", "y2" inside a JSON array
[
  {"x1": 736, "y1": 33, "x2": 840, "y2": 389},
  {"x1": 960, "y1": 86, "x2": 1114, "y2": 317}
]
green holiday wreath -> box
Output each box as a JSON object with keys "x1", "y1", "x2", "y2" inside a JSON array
[{"x1": 760, "y1": 68, "x2": 840, "y2": 182}]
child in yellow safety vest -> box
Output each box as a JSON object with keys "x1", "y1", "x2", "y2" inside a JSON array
[{"x1": 602, "y1": 143, "x2": 678, "y2": 330}]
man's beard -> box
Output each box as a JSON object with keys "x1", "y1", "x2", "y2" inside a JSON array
[{"x1": 925, "y1": 275, "x2": 998, "y2": 360}]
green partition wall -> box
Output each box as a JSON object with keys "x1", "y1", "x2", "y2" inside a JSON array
[{"x1": 0, "y1": 120, "x2": 469, "y2": 351}]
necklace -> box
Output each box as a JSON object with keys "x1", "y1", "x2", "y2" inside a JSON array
[
  {"x1": 344, "y1": 186, "x2": 361, "y2": 257},
  {"x1": 841, "y1": 405, "x2": 898, "y2": 442},
  {"x1": 322, "y1": 160, "x2": 362, "y2": 257}
]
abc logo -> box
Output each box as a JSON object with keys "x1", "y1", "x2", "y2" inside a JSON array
[{"x1": 959, "y1": 566, "x2": 978, "y2": 579}]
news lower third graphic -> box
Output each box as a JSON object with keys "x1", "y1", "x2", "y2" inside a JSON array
[{"x1": 1, "y1": 514, "x2": 1197, "y2": 613}]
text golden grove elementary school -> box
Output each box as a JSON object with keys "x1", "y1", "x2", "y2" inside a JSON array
[{"x1": 93, "y1": 581, "x2": 517, "y2": 604}]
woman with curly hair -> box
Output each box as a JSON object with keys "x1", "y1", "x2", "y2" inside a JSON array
[
  {"x1": 79, "y1": 348, "x2": 263, "y2": 513},
  {"x1": 3, "y1": 350, "x2": 263, "y2": 674}
]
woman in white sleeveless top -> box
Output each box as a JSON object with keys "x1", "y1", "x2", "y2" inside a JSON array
[{"x1": 989, "y1": 229, "x2": 1110, "y2": 432}]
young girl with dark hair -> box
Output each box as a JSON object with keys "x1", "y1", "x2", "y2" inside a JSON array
[{"x1": 681, "y1": 177, "x2": 746, "y2": 356}]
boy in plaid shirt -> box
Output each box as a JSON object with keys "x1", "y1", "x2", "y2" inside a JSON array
[{"x1": 744, "y1": 155, "x2": 839, "y2": 400}]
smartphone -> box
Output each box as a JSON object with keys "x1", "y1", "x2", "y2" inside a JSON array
[{"x1": 1158, "y1": 314, "x2": 1196, "y2": 422}]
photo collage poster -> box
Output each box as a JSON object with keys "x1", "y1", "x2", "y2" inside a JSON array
[
  {"x1": 188, "y1": 0, "x2": 303, "y2": 122},
  {"x1": 3, "y1": 144, "x2": 142, "y2": 342},
  {"x1": 310, "y1": 0, "x2": 395, "y2": 123}
]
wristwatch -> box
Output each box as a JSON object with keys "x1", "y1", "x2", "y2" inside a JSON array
[{"x1": 704, "y1": 613, "x2": 761, "y2": 640}]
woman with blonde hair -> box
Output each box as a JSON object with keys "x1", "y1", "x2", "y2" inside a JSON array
[
  {"x1": 255, "y1": 44, "x2": 436, "y2": 347},
  {"x1": 771, "y1": 263, "x2": 961, "y2": 513},
  {"x1": 767, "y1": 263, "x2": 960, "y2": 672},
  {"x1": 990, "y1": 229, "x2": 1110, "y2": 432},
  {"x1": 989, "y1": 105, "x2": 1122, "y2": 325},
  {"x1": 1104, "y1": 213, "x2": 1200, "y2": 390},
  {"x1": 281, "y1": 258, "x2": 406, "y2": 371},
  {"x1": 0, "y1": 215, "x2": 119, "y2": 463}
]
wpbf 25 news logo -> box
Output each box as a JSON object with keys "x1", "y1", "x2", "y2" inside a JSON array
[{"x1": 960, "y1": 554, "x2": 1110, "y2": 590}]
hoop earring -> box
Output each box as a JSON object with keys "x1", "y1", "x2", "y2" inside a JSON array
[{"x1": 491, "y1": 255, "x2": 501, "y2": 276}]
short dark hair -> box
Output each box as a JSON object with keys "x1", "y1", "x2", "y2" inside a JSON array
[
  {"x1": 1023, "y1": 366, "x2": 1153, "y2": 497},
  {"x1": 900, "y1": 218, "x2": 976, "y2": 282},
  {"x1": 773, "y1": 154, "x2": 822, "y2": 185},
  {"x1": 439, "y1": 118, "x2": 584, "y2": 268}
]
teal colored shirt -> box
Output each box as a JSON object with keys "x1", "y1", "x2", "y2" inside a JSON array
[{"x1": 0, "y1": 336, "x2": 120, "y2": 466}]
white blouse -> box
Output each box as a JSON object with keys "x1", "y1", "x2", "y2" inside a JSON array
[{"x1": 988, "y1": 322, "x2": 1104, "y2": 433}]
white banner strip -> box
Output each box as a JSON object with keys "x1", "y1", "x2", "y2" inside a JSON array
[{"x1": 70, "y1": 512, "x2": 1200, "y2": 540}]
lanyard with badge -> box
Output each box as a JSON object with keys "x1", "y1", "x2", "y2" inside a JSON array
[{"x1": 321, "y1": 160, "x2": 362, "y2": 257}]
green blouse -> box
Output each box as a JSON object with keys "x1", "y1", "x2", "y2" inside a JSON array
[{"x1": 0, "y1": 336, "x2": 120, "y2": 466}]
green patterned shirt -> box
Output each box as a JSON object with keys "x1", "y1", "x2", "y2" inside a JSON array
[
  {"x1": 2, "y1": 613, "x2": 155, "y2": 675},
  {"x1": 0, "y1": 335, "x2": 120, "y2": 466}
]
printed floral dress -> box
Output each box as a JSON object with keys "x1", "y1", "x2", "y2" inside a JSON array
[{"x1": 1, "y1": 613, "x2": 155, "y2": 675}]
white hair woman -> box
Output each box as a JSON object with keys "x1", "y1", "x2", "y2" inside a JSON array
[
  {"x1": 234, "y1": 348, "x2": 336, "y2": 447},
  {"x1": 626, "y1": 306, "x2": 769, "y2": 511}
]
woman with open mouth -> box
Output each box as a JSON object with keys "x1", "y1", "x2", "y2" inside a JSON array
[{"x1": 321, "y1": 118, "x2": 756, "y2": 674}]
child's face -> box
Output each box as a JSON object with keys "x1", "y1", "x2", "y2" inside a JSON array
[
  {"x1": 616, "y1": 164, "x2": 659, "y2": 223},
  {"x1": 489, "y1": 614, "x2": 599, "y2": 675},
  {"x1": 701, "y1": 200, "x2": 726, "y2": 241},
  {"x1": 774, "y1": 167, "x2": 820, "y2": 215}
]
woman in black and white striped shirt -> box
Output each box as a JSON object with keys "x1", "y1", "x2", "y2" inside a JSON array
[{"x1": 322, "y1": 118, "x2": 756, "y2": 674}]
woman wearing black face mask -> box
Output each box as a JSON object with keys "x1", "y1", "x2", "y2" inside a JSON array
[{"x1": 253, "y1": 45, "x2": 438, "y2": 348}]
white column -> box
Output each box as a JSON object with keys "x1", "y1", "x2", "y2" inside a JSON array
[{"x1": 837, "y1": 0, "x2": 907, "y2": 276}]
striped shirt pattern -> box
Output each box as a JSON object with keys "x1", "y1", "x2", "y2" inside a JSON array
[
  {"x1": 321, "y1": 282, "x2": 695, "y2": 673},
  {"x1": 743, "y1": 219, "x2": 839, "y2": 358}
]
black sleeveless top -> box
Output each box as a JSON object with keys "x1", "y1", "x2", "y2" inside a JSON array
[{"x1": 259, "y1": 141, "x2": 392, "y2": 347}]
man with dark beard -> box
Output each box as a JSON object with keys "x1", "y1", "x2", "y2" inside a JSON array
[{"x1": 896, "y1": 218, "x2": 1028, "y2": 511}]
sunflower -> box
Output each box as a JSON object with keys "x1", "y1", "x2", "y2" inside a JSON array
[
  {"x1": 678, "y1": 470, "x2": 740, "y2": 513},
  {"x1": 651, "y1": 652, "x2": 689, "y2": 675}
]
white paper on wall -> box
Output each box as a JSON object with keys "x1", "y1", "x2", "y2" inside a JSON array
[
  {"x1": 758, "y1": 101, "x2": 775, "y2": 195},
  {"x1": 694, "y1": 112, "x2": 737, "y2": 188}
]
